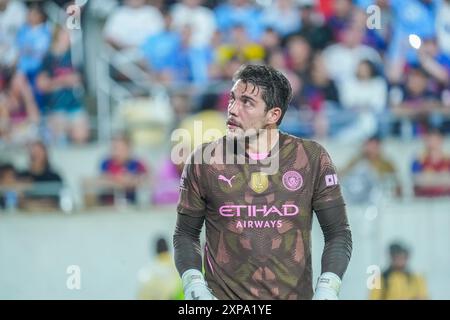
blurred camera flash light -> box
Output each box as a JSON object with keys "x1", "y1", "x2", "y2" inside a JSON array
[{"x1": 408, "y1": 34, "x2": 422, "y2": 49}]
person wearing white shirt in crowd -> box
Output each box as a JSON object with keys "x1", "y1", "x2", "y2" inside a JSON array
[
  {"x1": 103, "y1": 0, "x2": 164, "y2": 50},
  {"x1": 338, "y1": 59, "x2": 388, "y2": 142},
  {"x1": 322, "y1": 24, "x2": 382, "y2": 83},
  {"x1": 0, "y1": 0, "x2": 27, "y2": 67},
  {"x1": 170, "y1": 0, "x2": 217, "y2": 48}
]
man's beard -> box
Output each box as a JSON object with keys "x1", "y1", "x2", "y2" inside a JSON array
[
  {"x1": 226, "y1": 127, "x2": 270, "y2": 151},
  {"x1": 226, "y1": 126, "x2": 262, "y2": 140}
]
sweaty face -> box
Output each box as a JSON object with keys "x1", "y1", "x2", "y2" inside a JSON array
[{"x1": 227, "y1": 80, "x2": 272, "y2": 139}]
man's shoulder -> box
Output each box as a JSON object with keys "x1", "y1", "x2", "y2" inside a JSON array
[
  {"x1": 192, "y1": 136, "x2": 225, "y2": 152},
  {"x1": 186, "y1": 136, "x2": 227, "y2": 164},
  {"x1": 280, "y1": 132, "x2": 325, "y2": 153}
]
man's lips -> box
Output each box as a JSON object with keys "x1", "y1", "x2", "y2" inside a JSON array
[{"x1": 227, "y1": 119, "x2": 241, "y2": 129}]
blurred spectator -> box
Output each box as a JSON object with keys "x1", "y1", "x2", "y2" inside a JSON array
[
  {"x1": 18, "y1": 140, "x2": 63, "y2": 210},
  {"x1": 260, "y1": 27, "x2": 282, "y2": 52},
  {"x1": 16, "y1": 3, "x2": 51, "y2": 77},
  {"x1": 293, "y1": 1, "x2": 333, "y2": 50},
  {"x1": 316, "y1": 0, "x2": 334, "y2": 19},
  {"x1": 386, "y1": 0, "x2": 438, "y2": 83},
  {"x1": 369, "y1": 242, "x2": 428, "y2": 300},
  {"x1": 341, "y1": 135, "x2": 402, "y2": 203},
  {"x1": 151, "y1": 157, "x2": 183, "y2": 206},
  {"x1": 286, "y1": 35, "x2": 311, "y2": 81},
  {"x1": 412, "y1": 128, "x2": 450, "y2": 197},
  {"x1": 0, "y1": 163, "x2": 21, "y2": 210},
  {"x1": 214, "y1": 0, "x2": 263, "y2": 41},
  {"x1": 136, "y1": 237, "x2": 183, "y2": 300},
  {"x1": 262, "y1": 0, "x2": 300, "y2": 37},
  {"x1": 103, "y1": 0, "x2": 164, "y2": 50},
  {"x1": 266, "y1": 49, "x2": 301, "y2": 98},
  {"x1": 338, "y1": 59, "x2": 388, "y2": 141},
  {"x1": 0, "y1": 0, "x2": 27, "y2": 68},
  {"x1": 170, "y1": 91, "x2": 192, "y2": 129},
  {"x1": 216, "y1": 24, "x2": 265, "y2": 66},
  {"x1": 140, "y1": 9, "x2": 182, "y2": 85},
  {"x1": 326, "y1": 0, "x2": 354, "y2": 41},
  {"x1": 391, "y1": 66, "x2": 444, "y2": 137},
  {"x1": 322, "y1": 24, "x2": 382, "y2": 83},
  {"x1": 297, "y1": 52, "x2": 341, "y2": 139},
  {"x1": 436, "y1": 0, "x2": 450, "y2": 56},
  {"x1": 37, "y1": 26, "x2": 90, "y2": 145},
  {"x1": 92, "y1": 133, "x2": 149, "y2": 206},
  {"x1": 213, "y1": 56, "x2": 242, "y2": 85},
  {"x1": 363, "y1": 0, "x2": 392, "y2": 53},
  {"x1": 141, "y1": 10, "x2": 212, "y2": 86},
  {"x1": 170, "y1": 0, "x2": 217, "y2": 48},
  {"x1": 0, "y1": 71, "x2": 40, "y2": 145},
  {"x1": 416, "y1": 38, "x2": 450, "y2": 88}
]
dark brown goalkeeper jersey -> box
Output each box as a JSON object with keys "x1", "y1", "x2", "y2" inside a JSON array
[{"x1": 177, "y1": 132, "x2": 345, "y2": 300}]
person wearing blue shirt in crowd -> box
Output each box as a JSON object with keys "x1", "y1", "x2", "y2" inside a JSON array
[
  {"x1": 16, "y1": 3, "x2": 51, "y2": 78},
  {"x1": 214, "y1": 0, "x2": 263, "y2": 41},
  {"x1": 36, "y1": 26, "x2": 90, "y2": 145},
  {"x1": 140, "y1": 9, "x2": 212, "y2": 86},
  {"x1": 15, "y1": 3, "x2": 51, "y2": 111},
  {"x1": 387, "y1": 0, "x2": 439, "y2": 72},
  {"x1": 261, "y1": 0, "x2": 301, "y2": 37}
]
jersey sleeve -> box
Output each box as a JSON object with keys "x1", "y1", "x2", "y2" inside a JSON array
[
  {"x1": 312, "y1": 143, "x2": 345, "y2": 211},
  {"x1": 176, "y1": 147, "x2": 207, "y2": 218}
]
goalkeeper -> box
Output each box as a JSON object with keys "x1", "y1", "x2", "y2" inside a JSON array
[{"x1": 173, "y1": 64, "x2": 352, "y2": 300}]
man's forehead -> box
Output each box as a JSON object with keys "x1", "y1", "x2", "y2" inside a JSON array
[{"x1": 231, "y1": 80, "x2": 262, "y2": 98}]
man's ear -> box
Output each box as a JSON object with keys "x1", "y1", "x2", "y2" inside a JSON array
[{"x1": 266, "y1": 107, "x2": 282, "y2": 125}]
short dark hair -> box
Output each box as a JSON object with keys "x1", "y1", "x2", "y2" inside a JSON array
[
  {"x1": 155, "y1": 237, "x2": 168, "y2": 255},
  {"x1": 27, "y1": 2, "x2": 48, "y2": 22},
  {"x1": 366, "y1": 134, "x2": 382, "y2": 144},
  {"x1": 232, "y1": 64, "x2": 293, "y2": 126},
  {"x1": 389, "y1": 242, "x2": 409, "y2": 257},
  {"x1": 0, "y1": 163, "x2": 16, "y2": 180}
]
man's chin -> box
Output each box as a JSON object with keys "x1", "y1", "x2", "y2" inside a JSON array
[{"x1": 226, "y1": 128, "x2": 245, "y2": 139}]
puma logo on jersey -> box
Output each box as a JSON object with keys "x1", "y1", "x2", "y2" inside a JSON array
[{"x1": 218, "y1": 175, "x2": 235, "y2": 188}]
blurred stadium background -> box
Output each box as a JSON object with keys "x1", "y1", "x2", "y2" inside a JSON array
[{"x1": 1, "y1": 0, "x2": 450, "y2": 300}]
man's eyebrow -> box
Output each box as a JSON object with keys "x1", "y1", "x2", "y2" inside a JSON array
[{"x1": 240, "y1": 94, "x2": 257, "y2": 102}]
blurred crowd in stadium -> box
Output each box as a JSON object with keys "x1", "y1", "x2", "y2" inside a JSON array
[{"x1": 1, "y1": 0, "x2": 450, "y2": 212}]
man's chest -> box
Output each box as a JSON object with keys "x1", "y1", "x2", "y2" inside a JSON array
[{"x1": 201, "y1": 163, "x2": 315, "y2": 221}]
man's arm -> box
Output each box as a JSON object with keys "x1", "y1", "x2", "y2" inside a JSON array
[
  {"x1": 173, "y1": 143, "x2": 217, "y2": 300},
  {"x1": 316, "y1": 205, "x2": 352, "y2": 278},
  {"x1": 173, "y1": 213, "x2": 216, "y2": 300},
  {"x1": 313, "y1": 204, "x2": 352, "y2": 300},
  {"x1": 173, "y1": 213, "x2": 204, "y2": 275}
]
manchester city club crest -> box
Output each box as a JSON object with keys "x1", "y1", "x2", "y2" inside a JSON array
[
  {"x1": 282, "y1": 171, "x2": 303, "y2": 191},
  {"x1": 250, "y1": 172, "x2": 269, "y2": 194}
]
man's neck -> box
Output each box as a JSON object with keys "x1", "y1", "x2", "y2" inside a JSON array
[{"x1": 245, "y1": 128, "x2": 280, "y2": 156}]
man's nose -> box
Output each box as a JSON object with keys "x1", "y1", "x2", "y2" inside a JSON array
[{"x1": 228, "y1": 100, "x2": 240, "y2": 117}]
